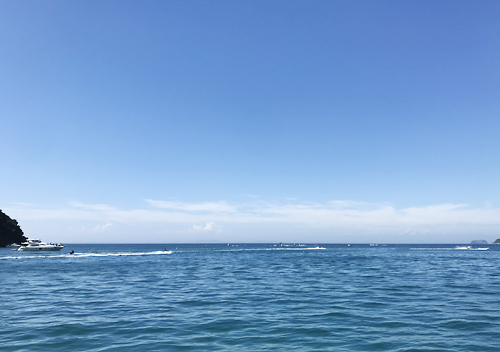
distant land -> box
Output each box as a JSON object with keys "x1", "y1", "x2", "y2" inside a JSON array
[
  {"x1": 0, "y1": 210, "x2": 26, "y2": 247},
  {"x1": 493, "y1": 239, "x2": 500, "y2": 244},
  {"x1": 470, "y1": 240, "x2": 489, "y2": 245}
]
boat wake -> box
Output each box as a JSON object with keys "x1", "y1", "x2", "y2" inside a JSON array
[
  {"x1": 1, "y1": 250, "x2": 173, "y2": 260},
  {"x1": 454, "y1": 246, "x2": 490, "y2": 251},
  {"x1": 68, "y1": 250, "x2": 173, "y2": 257},
  {"x1": 411, "y1": 246, "x2": 490, "y2": 251}
]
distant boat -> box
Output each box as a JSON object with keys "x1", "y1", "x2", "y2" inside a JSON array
[
  {"x1": 15, "y1": 239, "x2": 64, "y2": 251},
  {"x1": 6, "y1": 243, "x2": 21, "y2": 248}
]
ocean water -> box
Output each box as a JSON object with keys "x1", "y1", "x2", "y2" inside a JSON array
[{"x1": 1, "y1": 243, "x2": 499, "y2": 351}]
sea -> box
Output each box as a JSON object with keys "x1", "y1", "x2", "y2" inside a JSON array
[{"x1": 1, "y1": 243, "x2": 499, "y2": 351}]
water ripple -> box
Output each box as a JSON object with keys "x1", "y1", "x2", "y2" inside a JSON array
[{"x1": 1, "y1": 244, "x2": 499, "y2": 351}]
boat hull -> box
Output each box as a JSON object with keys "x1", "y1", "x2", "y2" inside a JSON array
[{"x1": 17, "y1": 246, "x2": 64, "y2": 251}]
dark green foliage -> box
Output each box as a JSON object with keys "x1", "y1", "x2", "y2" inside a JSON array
[{"x1": 0, "y1": 210, "x2": 26, "y2": 247}]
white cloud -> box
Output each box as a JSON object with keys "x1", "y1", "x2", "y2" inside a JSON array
[
  {"x1": 7, "y1": 200, "x2": 500, "y2": 227},
  {"x1": 191, "y1": 222, "x2": 220, "y2": 232},
  {"x1": 93, "y1": 223, "x2": 113, "y2": 233}
]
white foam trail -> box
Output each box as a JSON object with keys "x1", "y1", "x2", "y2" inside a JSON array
[
  {"x1": 410, "y1": 246, "x2": 491, "y2": 251},
  {"x1": 67, "y1": 251, "x2": 173, "y2": 257},
  {"x1": 0, "y1": 250, "x2": 172, "y2": 260}
]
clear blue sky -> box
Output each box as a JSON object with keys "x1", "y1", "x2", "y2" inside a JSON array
[{"x1": 1, "y1": 0, "x2": 499, "y2": 243}]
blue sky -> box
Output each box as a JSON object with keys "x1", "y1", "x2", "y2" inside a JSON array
[{"x1": 1, "y1": 0, "x2": 500, "y2": 243}]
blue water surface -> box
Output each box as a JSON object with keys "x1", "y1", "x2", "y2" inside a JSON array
[{"x1": 1, "y1": 243, "x2": 499, "y2": 351}]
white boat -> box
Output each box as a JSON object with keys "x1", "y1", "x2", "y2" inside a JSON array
[
  {"x1": 6, "y1": 243, "x2": 21, "y2": 247},
  {"x1": 16, "y1": 239, "x2": 64, "y2": 251}
]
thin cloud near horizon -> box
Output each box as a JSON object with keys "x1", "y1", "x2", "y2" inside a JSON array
[{"x1": 6, "y1": 199, "x2": 500, "y2": 229}]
